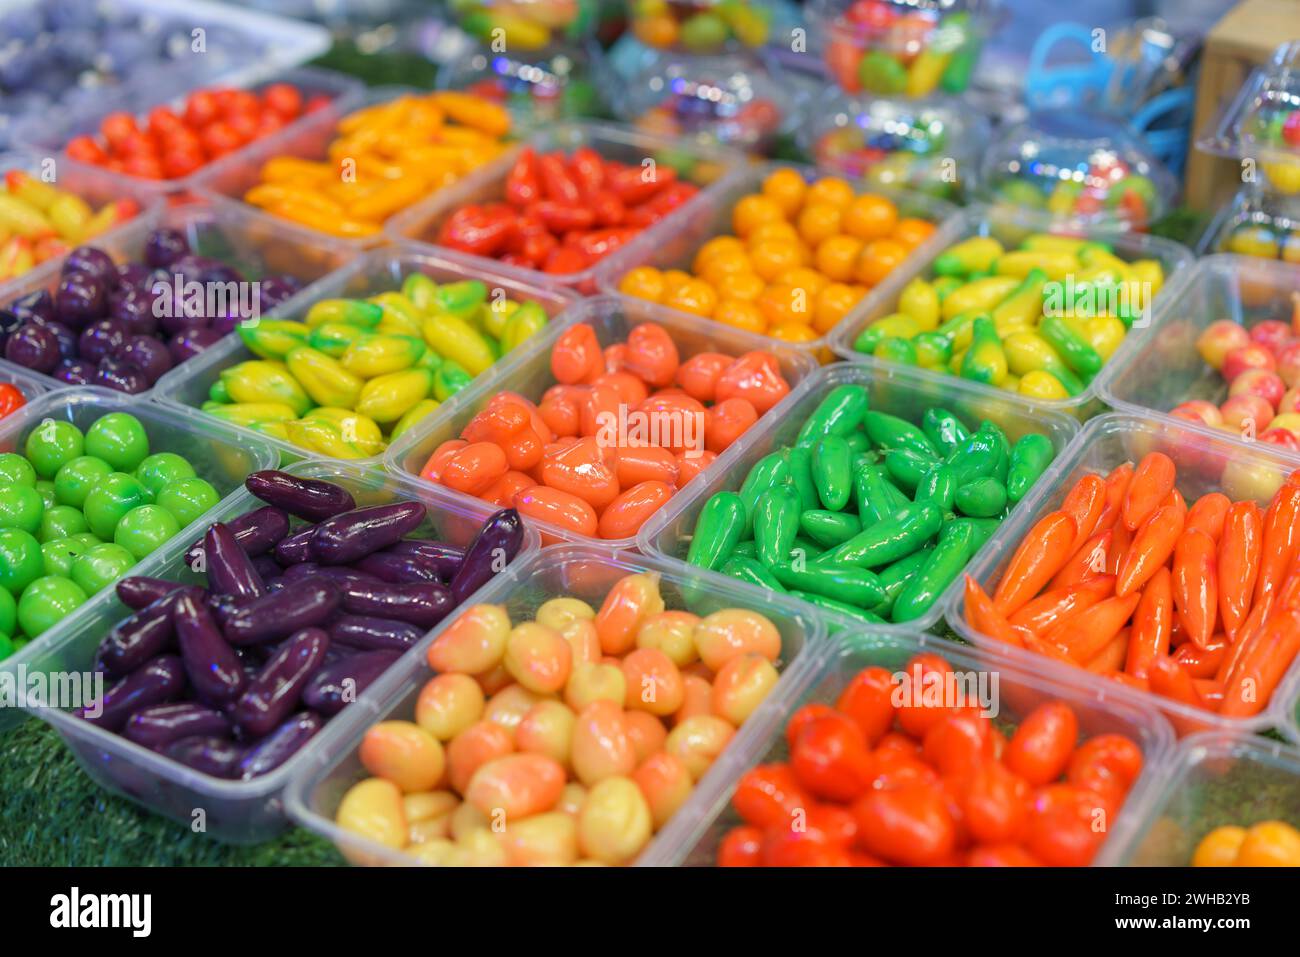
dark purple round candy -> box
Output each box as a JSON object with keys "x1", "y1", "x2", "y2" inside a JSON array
[
  {"x1": 159, "y1": 305, "x2": 210, "y2": 338},
  {"x1": 168, "y1": 327, "x2": 223, "y2": 363},
  {"x1": 115, "y1": 334, "x2": 172, "y2": 383},
  {"x1": 53, "y1": 357, "x2": 96, "y2": 385},
  {"x1": 54, "y1": 272, "x2": 106, "y2": 328},
  {"x1": 108, "y1": 285, "x2": 160, "y2": 336},
  {"x1": 10, "y1": 288, "x2": 53, "y2": 323},
  {"x1": 116, "y1": 262, "x2": 151, "y2": 288},
  {"x1": 37, "y1": 318, "x2": 77, "y2": 360},
  {"x1": 78, "y1": 318, "x2": 128, "y2": 364},
  {"x1": 4, "y1": 323, "x2": 60, "y2": 372},
  {"x1": 62, "y1": 246, "x2": 116, "y2": 286},
  {"x1": 0, "y1": 309, "x2": 20, "y2": 337},
  {"x1": 209, "y1": 312, "x2": 244, "y2": 336},
  {"x1": 258, "y1": 275, "x2": 303, "y2": 310},
  {"x1": 144, "y1": 228, "x2": 189, "y2": 269},
  {"x1": 95, "y1": 356, "x2": 149, "y2": 394}
]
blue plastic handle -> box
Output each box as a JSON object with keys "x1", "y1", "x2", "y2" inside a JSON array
[{"x1": 1025, "y1": 23, "x2": 1114, "y2": 109}]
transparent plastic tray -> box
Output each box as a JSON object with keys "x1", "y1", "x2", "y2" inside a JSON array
[
  {"x1": 0, "y1": 149, "x2": 164, "y2": 304},
  {"x1": 450, "y1": 0, "x2": 596, "y2": 49},
  {"x1": 0, "y1": 198, "x2": 359, "y2": 399},
  {"x1": 0, "y1": 362, "x2": 49, "y2": 419},
  {"x1": 0, "y1": 386, "x2": 280, "y2": 727},
  {"x1": 1106, "y1": 732, "x2": 1300, "y2": 866},
  {"x1": 386, "y1": 293, "x2": 819, "y2": 548},
  {"x1": 827, "y1": 203, "x2": 1196, "y2": 418},
  {"x1": 155, "y1": 246, "x2": 578, "y2": 470},
  {"x1": 670, "y1": 628, "x2": 1175, "y2": 867},
  {"x1": 947, "y1": 412, "x2": 1300, "y2": 740},
  {"x1": 282, "y1": 542, "x2": 827, "y2": 866},
  {"x1": 436, "y1": 41, "x2": 607, "y2": 131},
  {"x1": 593, "y1": 161, "x2": 959, "y2": 356},
  {"x1": 386, "y1": 120, "x2": 742, "y2": 295},
  {"x1": 638, "y1": 360, "x2": 1080, "y2": 635},
  {"x1": 18, "y1": 458, "x2": 542, "y2": 844},
  {"x1": 1098, "y1": 254, "x2": 1300, "y2": 463},
  {"x1": 626, "y1": 0, "x2": 777, "y2": 56},
  {"x1": 1197, "y1": 183, "x2": 1300, "y2": 259}
]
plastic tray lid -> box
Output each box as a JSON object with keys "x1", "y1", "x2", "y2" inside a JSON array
[{"x1": 1198, "y1": 40, "x2": 1300, "y2": 170}]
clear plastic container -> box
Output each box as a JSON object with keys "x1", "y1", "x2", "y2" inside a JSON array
[
  {"x1": 282, "y1": 541, "x2": 826, "y2": 866},
  {"x1": 0, "y1": 362, "x2": 48, "y2": 422},
  {"x1": 437, "y1": 42, "x2": 608, "y2": 130},
  {"x1": 594, "y1": 161, "x2": 958, "y2": 356},
  {"x1": 626, "y1": 0, "x2": 775, "y2": 55},
  {"x1": 1105, "y1": 732, "x2": 1300, "y2": 866},
  {"x1": 386, "y1": 293, "x2": 819, "y2": 548},
  {"x1": 0, "y1": 150, "x2": 164, "y2": 303},
  {"x1": 800, "y1": 91, "x2": 988, "y2": 203},
  {"x1": 947, "y1": 412, "x2": 1300, "y2": 740},
  {"x1": 449, "y1": 0, "x2": 598, "y2": 50},
  {"x1": 385, "y1": 120, "x2": 740, "y2": 295},
  {"x1": 809, "y1": 0, "x2": 999, "y2": 100},
  {"x1": 154, "y1": 246, "x2": 577, "y2": 470},
  {"x1": 638, "y1": 361, "x2": 1080, "y2": 635},
  {"x1": 974, "y1": 111, "x2": 1179, "y2": 231},
  {"x1": 1198, "y1": 183, "x2": 1300, "y2": 261},
  {"x1": 827, "y1": 204, "x2": 1195, "y2": 418},
  {"x1": 0, "y1": 198, "x2": 358, "y2": 399},
  {"x1": 0, "y1": 386, "x2": 280, "y2": 728},
  {"x1": 17, "y1": 458, "x2": 542, "y2": 844},
  {"x1": 1198, "y1": 41, "x2": 1300, "y2": 197},
  {"x1": 670, "y1": 629, "x2": 1174, "y2": 867},
  {"x1": 615, "y1": 50, "x2": 794, "y2": 154},
  {"x1": 1097, "y1": 254, "x2": 1300, "y2": 461}
]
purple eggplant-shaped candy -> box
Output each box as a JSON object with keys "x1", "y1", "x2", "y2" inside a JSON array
[
  {"x1": 250, "y1": 553, "x2": 281, "y2": 582},
  {"x1": 165, "y1": 735, "x2": 242, "y2": 778},
  {"x1": 206, "y1": 592, "x2": 252, "y2": 629},
  {"x1": 124, "y1": 702, "x2": 231, "y2": 750},
  {"x1": 283, "y1": 563, "x2": 378, "y2": 592},
  {"x1": 354, "y1": 550, "x2": 442, "y2": 584},
  {"x1": 116, "y1": 575, "x2": 182, "y2": 610},
  {"x1": 386, "y1": 539, "x2": 466, "y2": 580},
  {"x1": 231, "y1": 627, "x2": 330, "y2": 738},
  {"x1": 98, "y1": 589, "x2": 193, "y2": 676},
  {"x1": 222, "y1": 579, "x2": 341, "y2": 646},
  {"x1": 245, "y1": 470, "x2": 355, "y2": 522},
  {"x1": 184, "y1": 505, "x2": 289, "y2": 567},
  {"x1": 308, "y1": 501, "x2": 426, "y2": 565},
  {"x1": 77, "y1": 655, "x2": 186, "y2": 731},
  {"x1": 237, "y1": 711, "x2": 322, "y2": 780},
  {"x1": 204, "y1": 522, "x2": 265, "y2": 600},
  {"x1": 273, "y1": 526, "x2": 315, "y2": 565},
  {"x1": 302, "y1": 650, "x2": 401, "y2": 716},
  {"x1": 450, "y1": 508, "x2": 524, "y2": 605},
  {"x1": 338, "y1": 580, "x2": 453, "y2": 629},
  {"x1": 327, "y1": 615, "x2": 423, "y2": 652},
  {"x1": 173, "y1": 590, "x2": 247, "y2": 704}
]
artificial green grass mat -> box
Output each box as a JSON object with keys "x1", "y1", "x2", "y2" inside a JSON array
[{"x1": 0, "y1": 717, "x2": 344, "y2": 866}]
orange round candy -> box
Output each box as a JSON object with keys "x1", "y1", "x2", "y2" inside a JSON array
[
  {"x1": 805, "y1": 176, "x2": 855, "y2": 209},
  {"x1": 571, "y1": 700, "x2": 637, "y2": 786},
  {"x1": 664, "y1": 278, "x2": 718, "y2": 318},
  {"x1": 892, "y1": 217, "x2": 937, "y2": 249},
  {"x1": 856, "y1": 238, "x2": 908, "y2": 286},
  {"x1": 595, "y1": 572, "x2": 666, "y2": 655},
  {"x1": 761, "y1": 167, "x2": 808, "y2": 216},
  {"x1": 705, "y1": 397, "x2": 758, "y2": 453},
  {"x1": 796, "y1": 204, "x2": 843, "y2": 246},
  {"x1": 815, "y1": 235, "x2": 864, "y2": 282},
  {"x1": 359, "y1": 721, "x2": 446, "y2": 793},
  {"x1": 814, "y1": 282, "x2": 858, "y2": 333},
  {"x1": 465, "y1": 753, "x2": 566, "y2": 819},
  {"x1": 621, "y1": 647, "x2": 686, "y2": 716},
  {"x1": 619, "y1": 266, "x2": 666, "y2": 302},
  {"x1": 694, "y1": 235, "x2": 747, "y2": 271},
  {"x1": 732, "y1": 194, "x2": 786, "y2": 237},
  {"x1": 446, "y1": 720, "x2": 514, "y2": 793},
  {"x1": 714, "y1": 299, "x2": 766, "y2": 334},
  {"x1": 714, "y1": 271, "x2": 765, "y2": 303},
  {"x1": 843, "y1": 195, "x2": 898, "y2": 241},
  {"x1": 632, "y1": 751, "x2": 694, "y2": 828},
  {"x1": 552, "y1": 323, "x2": 603, "y2": 384},
  {"x1": 427, "y1": 604, "x2": 510, "y2": 675},
  {"x1": 503, "y1": 622, "x2": 573, "y2": 694},
  {"x1": 750, "y1": 240, "x2": 807, "y2": 282},
  {"x1": 513, "y1": 485, "x2": 599, "y2": 538},
  {"x1": 598, "y1": 480, "x2": 674, "y2": 540},
  {"x1": 693, "y1": 608, "x2": 782, "y2": 671}
]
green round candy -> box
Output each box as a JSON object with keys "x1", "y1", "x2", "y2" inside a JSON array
[
  {"x1": 155, "y1": 478, "x2": 220, "y2": 528},
  {"x1": 38, "y1": 505, "x2": 88, "y2": 543},
  {"x1": 41, "y1": 537, "x2": 92, "y2": 579},
  {"x1": 0, "y1": 453, "x2": 35, "y2": 487},
  {"x1": 0, "y1": 484, "x2": 43, "y2": 535},
  {"x1": 70, "y1": 532, "x2": 101, "y2": 547},
  {"x1": 16, "y1": 576, "x2": 87, "y2": 637},
  {"x1": 84, "y1": 413, "x2": 150, "y2": 472},
  {"x1": 0, "y1": 585, "x2": 14, "y2": 638},
  {"x1": 82, "y1": 472, "x2": 150, "y2": 541},
  {"x1": 0, "y1": 528, "x2": 43, "y2": 595},
  {"x1": 70, "y1": 543, "x2": 136, "y2": 596},
  {"x1": 54, "y1": 456, "x2": 114, "y2": 510},
  {"x1": 113, "y1": 505, "x2": 181, "y2": 560},
  {"x1": 23, "y1": 419, "x2": 85, "y2": 478},
  {"x1": 35, "y1": 480, "x2": 56, "y2": 510},
  {"x1": 134, "y1": 452, "x2": 196, "y2": 497},
  {"x1": 10, "y1": 636, "x2": 26, "y2": 654},
  {"x1": 0, "y1": 633, "x2": 12, "y2": 661}
]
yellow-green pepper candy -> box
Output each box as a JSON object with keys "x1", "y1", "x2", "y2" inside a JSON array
[
  {"x1": 960, "y1": 317, "x2": 1008, "y2": 386},
  {"x1": 875, "y1": 337, "x2": 918, "y2": 366},
  {"x1": 389, "y1": 398, "x2": 441, "y2": 441},
  {"x1": 501, "y1": 301, "x2": 548, "y2": 352},
  {"x1": 1003, "y1": 332, "x2": 1082, "y2": 395},
  {"x1": 220, "y1": 361, "x2": 313, "y2": 416},
  {"x1": 201, "y1": 401, "x2": 300, "y2": 427},
  {"x1": 309, "y1": 323, "x2": 371, "y2": 358},
  {"x1": 415, "y1": 349, "x2": 444, "y2": 373},
  {"x1": 1018, "y1": 370, "x2": 1071, "y2": 401},
  {"x1": 421, "y1": 313, "x2": 495, "y2": 376},
  {"x1": 293, "y1": 409, "x2": 383, "y2": 456},
  {"x1": 1084, "y1": 314, "x2": 1127, "y2": 360},
  {"x1": 401, "y1": 273, "x2": 439, "y2": 311},
  {"x1": 940, "y1": 276, "x2": 1021, "y2": 321},
  {"x1": 254, "y1": 421, "x2": 291, "y2": 441},
  {"x1": 433, "y1": 361, "x2": 472, "y2": 402},
  {"x1": 341, "y1": 335, "x2": 426, "y2": 378},
  {"x1": 208, "y1": 379, "x2": 231, "y2": 404},
  {"x1": 371, "y1": 292, "x2": 424, "y2": 338},
  {"x1": 287, "y1": 418, "x2": 368, "y2": 459},
  {"x1": 286, "y1": 346, "x2": 364, "y2": 409},
  {"x1": 357, "y1": 368, "x2": 435, "y2": 424},
  {"x1": 483, "y1": 299, "x2": 520, "y2": 340},
  {"x1": 897, "y1": 278, "x2": 940, "y2": 331},
  {"x1": 237, "y1": 319, "x2": 310, "y2": 360},
  {"x1": 933, "y1": 237, "x2": 1004, "y2": 276},
  {"x1": 993, "y1": 250, "x2": 1079, "y2": 281},
  {"x1": 304, "y1": 299, "x2": 383, "y2": 328},
  {"x1": 913, "y1": 332, "x2": 952, "y2": 369},
  {"x1": 435, "y1": 280, "x2": 487, "y2": 316}
]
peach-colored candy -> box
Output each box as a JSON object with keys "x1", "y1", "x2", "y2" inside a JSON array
[
  {"x1": 632, "y1": 752, "x2": 694, "y2": 828},
  {"x1": 623, "y1": 709, "x2": 668, "y2": 763},
  {"x1": 516, "y1": 699, "x2": 577, "y2": 768},
  {"x1": 410, "y1": 816, "x2": 453, "y2": 845},
  {"x1": 427, "y1": 604, "x2": 510, "y2": 674},
  {"x1": 682, "y1": 661, "x2": 714, "y2": 680},
  {"x1": 711, "y1": 653, "x2": 780, "y2": 725},
  {"x1": 337, "y1": 777, "x2": 407, "y2": 849},
  {"x1": 693, "y1": 608, "x2": 781, "y2": 672},
  {"x1": 562, "y1": 619, "x2": 601, "y2": 664},
  {"x1": 447, "y1": 720, "x2": 514, "y2": 793},
  {"x1": 621, "y1": 647, "x2": 686, "y2": 717},
  {"x1": 408, "y1": 838, "x2": 468, "y2": 866},
  {"x1": 465, "y1": 753, "x2": 567, "y2": 820},
  {"x1": 474, "y1": 663, "x2": 514, "y2": 696},
  {"x1": 674, "y1": 673, "x2": 714, "y2": 725},
  {"x1": 595, "y1": 572, "x2": 665, "y2": 655},
  {"x1": 416, "y1": 674, "x2": 485, "y2": 741},
  {"x1": 564, "y1": 661, "x2": 627, "y2": 712},
  {"x1": 665, "y1": 714, "x2": 735, "y2": 780},
  {"x1": 503, "y1": 622, "x2": 572, "y2": 694},
  {"x1": 457, "y1": 827, "x2": 509, "y2": 866},
  {"x1": 557, "y1": 781, "x2": 587, "y2": 817},
  {"x1": 359, "y1": 721, "x2": 446, "y2": 793},
  {"x1": 571, "y1": 700, "x2": 637, "y2": 786},
  {"x1": 484, "y1": 683, "x2": 548, "y2": 737},
  {"x1": 404, "y1": 790, "x2": 459, "y2": 844},
  {"x1": 449, "y1": 800, "x2": 491, "y2": 840},
  {"x1": 577, "y1": 775, "x2": 653, "y2": 865},
  {"x1": 536, "y1": 597, "x2": 595, "y2": 632},
  {"x1": 636, "y1": 610, "x2": 701, "y2": 667},
  {"x1": 498, "y1": 812, "x2": 579, "y2": 866}
]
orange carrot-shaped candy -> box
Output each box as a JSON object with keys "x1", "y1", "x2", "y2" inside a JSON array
[
  {"x1": 992, "y1": 512, "x2": 1077, "y2": 616},
  {"x1": 1059, "y1": 474, "x2": 1106, "y2": 549},
  {"x1": 963, "y1": 576, "x2": 1027, "y2": 647},
  {"x1": 1107, "y1": 522, "x2": 1132, "y2": 577},
  {"x1": 1010, "y1": 575, "x2": 1114, "y2": 634},
  {"x1": 1171, "y1": 528, "x2": 1217, "y2": 647},
  {"x1": 1125, "y1": 566, "x2": 1171, "y2": 679},
  {"x1": 1050, "y1": 529, "x2": 1113, "y2": 590},
  {"x1": 1108, "y1": 671, "x2": 1150, "y2": 693},
  {"x1": 1163, "y1": 487, "x2": 1187, "y2": 516},
  {"x1": 1122, "y1": 452, "x2": 1176, "y2": 532},
  {"x1": 1185, "y1": 492, "x2": 1230, "y2": 541},
  {"x1": 1173, "y1": 638, "x2": 1227, "y2": 679},
  {"x1": 1086, "y1": 631, "x2": 1129, "y2": 674},
  {"x1": 1218, "y1": 501, "x2": 1262, "y2": 638},
  {"x1": 1192, "y1": 679, "x2": 1225, "y2": 709},
  {"x1": 1255, "y1": 484, "x2": 1300, "y2": 609},
  {"x1": 1049, "y1": 592, "x2": 1142, "y2": 662},
  {"x1": 1116, "y1": 505, "x2": 1184, "y2": 597},
  {"x1": 1094, "y1": 462, "x2": 1134, "y2": 533},
  {"x1": 1219, "y1": 611, "x2": 1300, "y2": 717},
  {"x1": 1022, "y1": 633, "x2": 1075, "y2": 664},
  {"x1": 1216, "y1": 600, "x2": 1271, "y2": 685},
  {"x1": 1147, "y1": 656, "x2": 1203, "y2": 709}
]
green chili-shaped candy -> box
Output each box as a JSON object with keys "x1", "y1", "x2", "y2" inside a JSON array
[
  {"x1": 784, "y1": 446, "x2": 819, "y2": 512},
  {"x1": 731, "y1": 540, "x2": 758, "y2": 559},
  {"x1": 770, "y1": 561, "x2": 885, "y2": 608},
  {"x1": 790, "y1": 590, "x2": 887, "y2": 625},
  {"x1": 815, "y1": 501, "x2": 943, "y2": 569},
  {"x1": 862, "y1": 411, "x2": 939, "y2": 457},
  {"x1": 791, "y1": 537, "x2": 824, "y2": 564},
  {"x1": 944, "y1": 427, "x2": 1000, "y2": 485},
  {"x1": 983, "y1": 422, "x2": 1012, "y2": 485},
  {"x1": 686, "y1": 491, "x2": 746, "y2": 571},
  {"x1": 1039, "y1": 315, "x2": 1103, "y2": 378},
  {"x1": 921, "y1": 408, "x2": 970, "y2": 458},
  {"x1": 954, "y1": 476, "x2": 1008, "y2": 517},
  {"x1": 873, "y1": 547, "x2": 935, "y2": 618},
  {"x1": 812, "y1": 435, "x2": 853, "y2": 511},
  {"x1": 1006, "y1": 433, "x2": 1055, "y2": 502},
  {"x1": 754, "y1": 485, "x2": 800, "y2": 567},
  {"x1": 890, "y1": 519, "x2": 976, "y2": 622},
  {"x1": 914, "y1": 463, "x2": 957, "y2": 511},
  {"x1": 800, "y1": 510, "x2": 862, "y2": 548},
  {"x1": 795, "y1": 385, "x2": 869, "y2": 447},
  {"x1": 884, "y1": 448, "x2": 938, "y2": 493},
  {"x1": 854, "y1": 463, "x2": 909, "y2": 526},
  {"x1": 720, "y1": 555, "x2": 788, "y2": 593},
  {"x1": 964, "y1": 517, "x2": 1002, "y2": 551},
  {"x1": 845, "y1": 431, "x2": 870, "y2": 455},
  {"x1": 738, "y1": 451, "x2": 790, "y2": 533}
]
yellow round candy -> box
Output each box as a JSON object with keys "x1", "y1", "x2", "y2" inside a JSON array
[
  {"x1": 577, "y1": 775, "x2": 654, "y2": 864},
  {"x1": 337, "y1": 778, "x2": 408, "y2": 849},
  {"x1": 416, "y1": 674, "x2": 485, "y2": 742}
]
